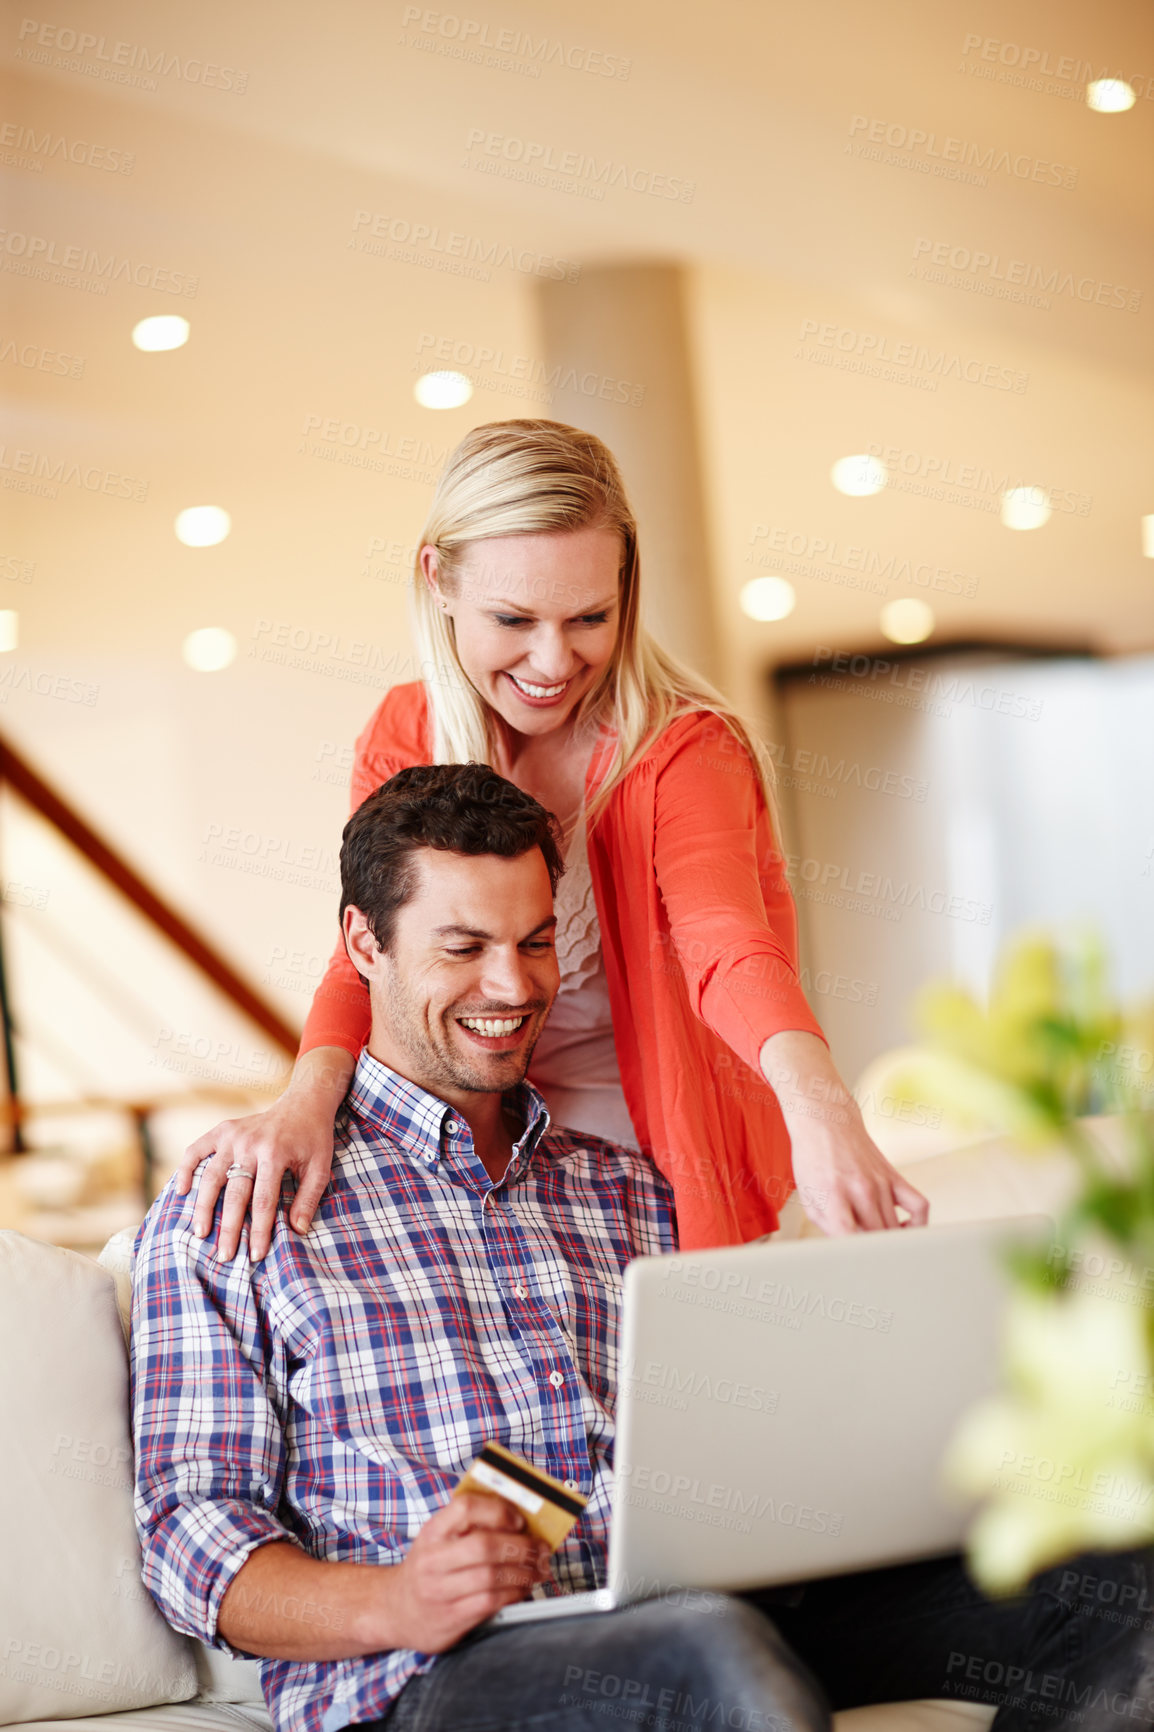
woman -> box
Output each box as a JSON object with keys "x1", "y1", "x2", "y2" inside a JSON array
[{"x1": 179, "y1": 419, "x2": 928, "y2": 1259}]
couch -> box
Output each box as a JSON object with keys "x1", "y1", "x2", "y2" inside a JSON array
[{"x1": 2, "y1": 1113, "x2": 1126, "y2": 1732}]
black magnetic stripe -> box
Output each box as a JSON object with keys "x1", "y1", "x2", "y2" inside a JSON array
[{"x1": 478, "y1": 1446, "x2": 586, "y2": 1516}]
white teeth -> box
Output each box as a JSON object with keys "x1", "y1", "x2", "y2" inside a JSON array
[
  {"x1": 460, "y1": 1016, "x2": 526, "y2": 1036},
  {"x1": 510, "y1": 673, "x2": 568, "y2": 699}
]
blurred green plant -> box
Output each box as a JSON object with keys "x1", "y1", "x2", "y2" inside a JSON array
[{"x1": 892, "y1": 927, "x2": 1154, "y2": 1593}]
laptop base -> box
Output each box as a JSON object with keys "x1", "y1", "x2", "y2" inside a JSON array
[{"x1": 489, "y1": 1586, "x2": 616, "y2": 1626}]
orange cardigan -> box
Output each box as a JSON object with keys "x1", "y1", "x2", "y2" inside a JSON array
[{"x1": 300, "y1": 681, "x2": 829, "y2": 1248}]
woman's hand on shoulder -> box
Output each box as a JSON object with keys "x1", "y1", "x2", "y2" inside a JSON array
[{"x1": 173, "y1": 1048, "x2": 355, "y2": 1261}]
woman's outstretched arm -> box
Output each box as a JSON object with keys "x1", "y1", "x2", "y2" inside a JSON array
[{"x1": 759, "y1": 1028, "x2": 929, "y2": 1234}]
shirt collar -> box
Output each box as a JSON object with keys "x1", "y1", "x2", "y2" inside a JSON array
[{"x1": 346, "y1": 1049, "x2": 552, "y2": 1179}]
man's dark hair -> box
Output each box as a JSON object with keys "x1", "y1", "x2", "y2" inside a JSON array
[{"x1": 339, "y1": 763, "x2": 565, "y2": 950}]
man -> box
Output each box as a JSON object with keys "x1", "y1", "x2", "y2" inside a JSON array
[{"x1": 132, "y1": 763, "x2": 1154, "y2": 1732}]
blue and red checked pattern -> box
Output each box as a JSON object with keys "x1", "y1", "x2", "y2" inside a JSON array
[{"x1": 131, "y1": 1051, "x2": 677, "y2": 1732}]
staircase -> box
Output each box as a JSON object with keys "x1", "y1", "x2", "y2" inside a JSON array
[{"x1": 0, "y1": 733, "x2": 301, "y2": 1254}]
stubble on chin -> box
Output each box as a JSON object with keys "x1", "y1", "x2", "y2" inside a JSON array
[
  {"x1": 440, "y1": 1019, "x2": 543, "y2": 1096},
  {"x1": 381, "y1": 969, "x2": 539, "y2": 1096}
]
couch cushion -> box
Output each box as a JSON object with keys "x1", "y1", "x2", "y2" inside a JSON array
[
  {"x1": 11, "y1": 1707, "x2": 272, "y2": 1730},
  {"x1": 10, "y1": 1700, "x2": 992, "y2": 1732},
  {"x1": 0, "y1": 1232, "x2": 198, "y2": 1726},
  {"x1": 836, "y1": 1702, "x2": 995, "y2": 1732},
  {"x1": 2, "y1": 1697, "x2": 992, "y2": 1732},
  {"x1": 97, "y1": 1226, "x2": 135, "y2": 1347},
  {"x1": 188, "y1": 1647, "x2": 266, "y2": 1709}
]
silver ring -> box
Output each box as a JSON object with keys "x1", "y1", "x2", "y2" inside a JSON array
[{"x1": 225, "y1": 1165, "x2": 256, "y2": 1182}]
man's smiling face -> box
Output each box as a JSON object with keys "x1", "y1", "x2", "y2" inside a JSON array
[{"x1": 344, "y1": 845, "x2": 560, "y2": 1098}]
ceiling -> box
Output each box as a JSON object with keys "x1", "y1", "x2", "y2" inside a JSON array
[{"x1": 0, "y1": 0, "x2": 1151, "y2": 974}]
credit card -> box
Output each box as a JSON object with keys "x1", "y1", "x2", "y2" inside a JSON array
[{"x1": 453, "y1": 1442, "x2": 588, "y2": 1551}]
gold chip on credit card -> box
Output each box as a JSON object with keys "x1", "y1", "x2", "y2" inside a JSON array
[{"x1": 452, "y1": 1442, "x2": 588, "y2": 1551}]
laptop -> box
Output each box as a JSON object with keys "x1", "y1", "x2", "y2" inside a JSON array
[{"x1": 492, "y1": 1215, "x2": 1046, "y2": 1623}]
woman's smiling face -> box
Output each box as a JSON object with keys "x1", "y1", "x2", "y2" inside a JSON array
[{"x1": 424, "y1": 524, "x2": 623, "y2": 738}]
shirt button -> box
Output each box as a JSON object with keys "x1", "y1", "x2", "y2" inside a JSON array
[
  {"x1": 563, "y1": 1479, "x2": 579, "y2": 1492},
  {"x1": 445, "y1": 1119, "x2": 460, "y2": 1135},
  {"x1": 548, "y1": 1370, "x2": 565, "y2": 1389},
  {"x1": 512, "y1": 1285, "x2": 526, "y2": 1299}
]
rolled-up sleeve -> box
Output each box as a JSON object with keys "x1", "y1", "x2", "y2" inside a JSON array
[
  {"x1": 652, "y1": 715, "x2": 829, "y2": 1073},
  {"x1": 130, "y1": 1186, "x2": 295, "y2": 1654}
]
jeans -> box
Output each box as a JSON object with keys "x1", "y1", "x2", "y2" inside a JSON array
[{"x1": 368, "y1": 1548, "x2": 1154, "y2": 1732}]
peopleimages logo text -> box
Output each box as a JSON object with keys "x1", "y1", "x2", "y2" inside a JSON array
[
  {"x1": 16, "y1": 19, "x2": 248, "y2": 91},
  {"x1": 912, "y1": 238, "x2": 1141, "y2": 313},
  {"x1": 0, "y1": 229, "x2": 197, "y2": 295},
  {"x1": 849, "y1": 116, "x2": 1077, "y2": 188},
  {"x1": 400, "y1": 7, "x2": 632, "y2": 78},
  {"x1": 0, "y1": 123, "x2": 134, "y2": 173},
  {"x1": 463, "y1": 129, "x2": 695, "y2": 201}
]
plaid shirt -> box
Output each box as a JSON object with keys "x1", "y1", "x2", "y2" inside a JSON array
[{"x1": 131, "y1": 1051, "x2": 677, "y2": 1732}]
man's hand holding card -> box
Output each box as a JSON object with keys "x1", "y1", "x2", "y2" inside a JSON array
[{"x1": 453, "y1": 1443, "x2": 589, "y2": 1553}]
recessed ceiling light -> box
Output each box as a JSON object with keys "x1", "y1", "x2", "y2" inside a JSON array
[
  {"x1": 182, "y1": 627, "x2": 236, "y2": 672},
  {"x1": 740, "y1": 576, "x2": 796, "y2": 621},
  {"x1": 0, "y1": 611, "x2": 18, "y2": 653},
  {"x1": 1001, "y1": 487, "x2": 1051, "y2": 531},
  {"x1": 880, "y1": 598, "x2": 934, "y2": 644},
  {"x1": 414, "y1": 370, "x2": 473, "y2": 410},
  {"x1": 175, "y1": 506, "x2": 231, "y2": 547},
  {"x1": 1087, "y1": 79, "x2": 1136, "y2": 113},
  {"x1": 831, "y1": 454, "x2": 887, "y2": 497},
  {"x1": 132, "y1": 315, "x2": 190, "y2": 352}
]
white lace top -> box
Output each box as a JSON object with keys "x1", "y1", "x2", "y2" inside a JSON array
[
  {"x1": 546, "y1": 805, "x2": 603, "y2": 995},
  {"x1": 527, "y1": 806, "x2": 638, "y2": 1150}
]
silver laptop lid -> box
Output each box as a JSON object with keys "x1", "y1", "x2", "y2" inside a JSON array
[{"x1": 609, "y1": 1217, "x2": 1047, "y2": 1598}]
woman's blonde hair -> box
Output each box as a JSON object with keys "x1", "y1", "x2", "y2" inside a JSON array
[{"x1": 409, "y1": 418, "x2": 780, "y2": 830}]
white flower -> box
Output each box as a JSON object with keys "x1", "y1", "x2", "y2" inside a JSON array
[{"x1": 944, "y1": 1277, "x2": 1154, "y2": 1592}]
